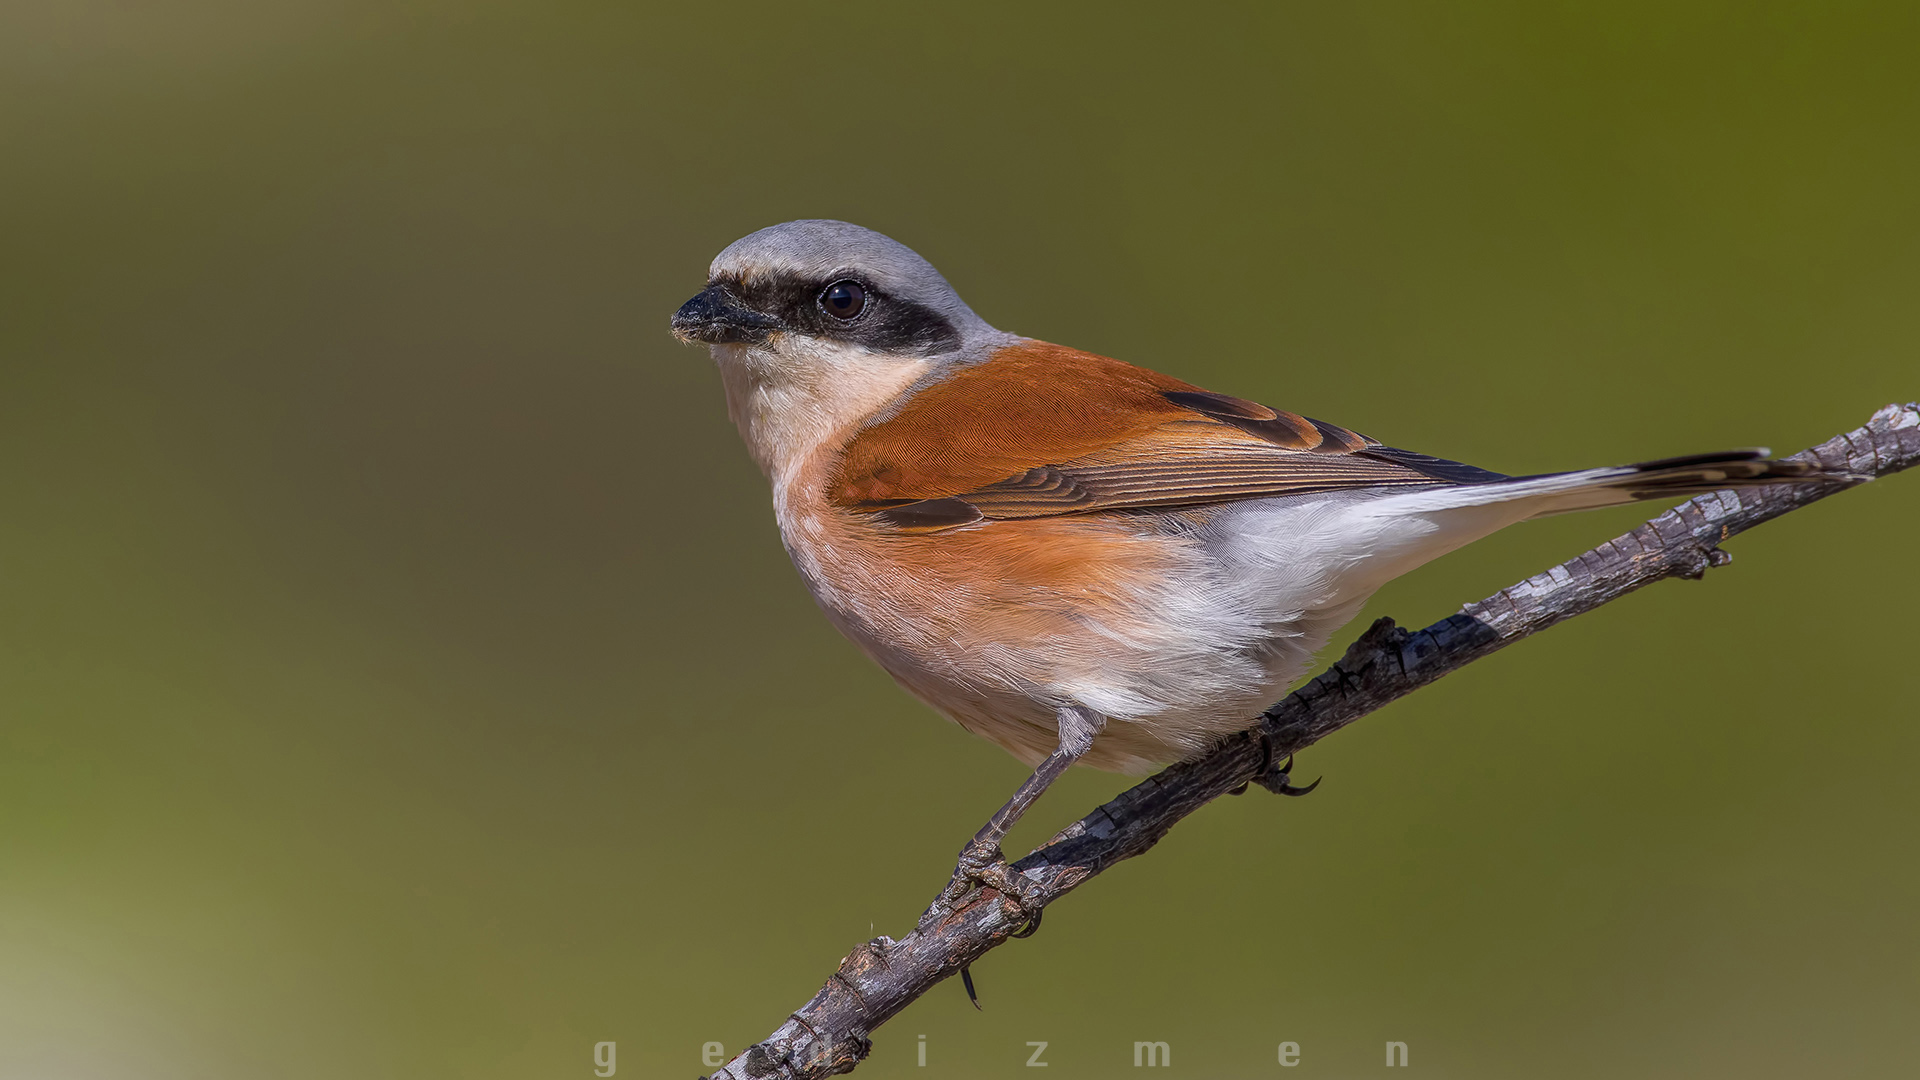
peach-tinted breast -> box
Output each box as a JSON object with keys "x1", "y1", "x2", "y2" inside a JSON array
[{"x1": 787, "y1": 457, "x2": 1204, "y2": 763}]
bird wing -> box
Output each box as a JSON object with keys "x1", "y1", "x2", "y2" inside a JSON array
[{"x1": 827, "y1": 340, "x2": 1501, "y2": 531}]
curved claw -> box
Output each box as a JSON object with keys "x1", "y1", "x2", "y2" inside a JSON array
[
  {"x1": 960, "y1": 965, "x2": 982, "y2": 1009},
  {"x1": 1010, "y1": 908, "x2": 1043, "y2": 938},
  {"x1": 1254, "y1": 746, "x2": 1316, "y2": 796}
]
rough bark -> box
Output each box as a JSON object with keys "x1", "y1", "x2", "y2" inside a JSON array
[{"x1": 707, "y1": 402, "x2": 1919, "y2": 1080}]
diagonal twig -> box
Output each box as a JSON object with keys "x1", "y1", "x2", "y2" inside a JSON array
[{"x1": 708, "y1": 402, "x2": 1919, "y2": 1080}]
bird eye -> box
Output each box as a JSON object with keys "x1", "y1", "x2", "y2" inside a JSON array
[{"x1": 818, "y1": 280, "x2": 867, "y2": 321}]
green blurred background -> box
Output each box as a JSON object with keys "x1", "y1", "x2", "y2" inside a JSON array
[{"x1": 3, "y1": 2, "x2": 1915, "y2": 1077}]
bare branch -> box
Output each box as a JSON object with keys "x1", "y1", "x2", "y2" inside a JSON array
[{"x1": 708, "y1": 402, "x2": 1919, "y2": 1080}]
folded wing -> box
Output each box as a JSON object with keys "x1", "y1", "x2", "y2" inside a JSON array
[{"x1": 827, "y1": 341, "x2": 1499, "y2": 531}]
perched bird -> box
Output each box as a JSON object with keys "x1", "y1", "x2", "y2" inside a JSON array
[{"x1": 671, "y1": 219, "x2": 1824, "y2": 907}]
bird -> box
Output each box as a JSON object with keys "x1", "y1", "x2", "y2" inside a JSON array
[{"x1": 670, "y1": 218, "x2": 1829, "y2": 914}]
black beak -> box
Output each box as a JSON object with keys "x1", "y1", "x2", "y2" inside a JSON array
[{"x1": 671, "y1": 285, "x2": 783, "y2": 345}]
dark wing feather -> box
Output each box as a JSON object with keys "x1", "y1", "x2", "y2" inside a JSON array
[{"x1": 1357, "y1": 444, "x2": 1510, "y2": 484}]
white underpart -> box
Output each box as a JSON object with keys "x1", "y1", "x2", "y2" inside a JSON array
[
  {"x1": 1088, "y1": 479, "x2": 1599, "y2": 755},
  {"x1": 1203, "y1": 489, "x2": 1531, "y2": 646}
]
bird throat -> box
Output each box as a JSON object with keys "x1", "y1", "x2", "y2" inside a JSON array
[{"x1": 710, "y1": 339, "x2": 931, "y2": 490}]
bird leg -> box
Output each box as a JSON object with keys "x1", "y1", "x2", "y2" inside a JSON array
[{"x1": 921, "y1": 705, "x2": 1105, "y2": 926}]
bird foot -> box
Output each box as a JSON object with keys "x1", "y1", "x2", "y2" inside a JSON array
[
  {"x1": 919, "y1": 836, "x2": 1044, "y2": 933},
  {"x1": 1244, "y1": 733, "x2": 1323, "y2": 797},
  {"x1": 1265, "y1": 752, "x2": 1322, "y2": 796}
]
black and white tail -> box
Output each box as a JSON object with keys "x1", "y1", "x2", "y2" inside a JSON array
[{"x1": 1389, "y1": 449, "x2": 1844, "y2": 520}]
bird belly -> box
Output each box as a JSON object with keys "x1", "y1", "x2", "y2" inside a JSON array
[{"x1": 776, "y1": 493, "x2": 1341, "y2": 772}]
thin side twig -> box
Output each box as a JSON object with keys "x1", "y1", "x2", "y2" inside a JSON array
[{"x1": 709, "y1": 402, "x2": 1919, "y2": 1080}]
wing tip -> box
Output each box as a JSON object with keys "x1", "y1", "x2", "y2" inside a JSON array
[{"x1": 1361, "y1": 445, "x2": 1511, "y2": 485}]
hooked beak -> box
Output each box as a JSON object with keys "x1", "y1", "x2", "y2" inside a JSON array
[{"x1": 671, "y1": 285, "x2": 783, "y2": 345}]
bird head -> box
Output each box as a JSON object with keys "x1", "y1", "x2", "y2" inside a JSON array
[{"x1": 672, "y1": 220, "x2": 1014, "y2": 479}]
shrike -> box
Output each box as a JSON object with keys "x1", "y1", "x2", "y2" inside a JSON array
[{"x1": 671, "y1": 219, "x2": 1825, "y2": 911}]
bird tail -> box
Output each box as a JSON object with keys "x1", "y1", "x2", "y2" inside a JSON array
[{"x1": 1384, "y1": 449, "x2": 1851, "y2": 520}]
